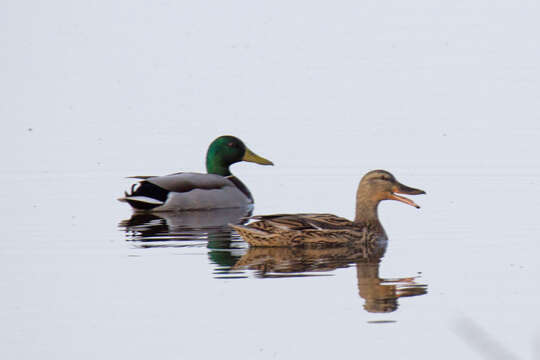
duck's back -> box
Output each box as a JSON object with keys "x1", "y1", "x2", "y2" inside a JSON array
[
  {"x1": 232, "y1": 213, "x2": 377, "y2": 247},
  {"x1": 120, "y1": 172, "x2": 253, "y2": 211},
  {"x1": 248, "y1": 213, "x2": 356, "y2": 231}
]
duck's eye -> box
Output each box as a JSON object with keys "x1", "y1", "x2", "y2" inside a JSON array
[{"x1": 228, "y1": 142, "x2": 235, "y2": 147}]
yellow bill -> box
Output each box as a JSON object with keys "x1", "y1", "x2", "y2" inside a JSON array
[{"x1": 242, "y1": 148, "x2": 274, "y2": 165}]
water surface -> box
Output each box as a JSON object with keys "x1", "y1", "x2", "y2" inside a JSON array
[{"x1": 3, "y1": 1, "x2": 540, "y2": 359}]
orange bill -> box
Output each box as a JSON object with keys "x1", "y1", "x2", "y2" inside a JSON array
[{"x1": 389, "y1": 183, "x2": 426, "y2": 208}]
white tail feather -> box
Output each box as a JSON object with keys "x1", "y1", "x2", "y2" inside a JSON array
[{"x1": 119, "y1": 196, "x2": 164, "y2": 205}]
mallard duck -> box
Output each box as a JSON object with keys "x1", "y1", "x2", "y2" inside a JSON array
[
  {"x1": 118, "y1": 135, "x2": 273, "y2": 211},
  {"x1": 231, "y1": 170, "x2": 425, "y2": 247}
]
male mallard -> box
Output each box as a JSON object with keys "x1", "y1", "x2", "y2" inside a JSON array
[
  {"x1": 231, "y1": 170, "x2": 425, "y2": 247},
  {"x1": 118, "y1": 135, "x2": 273, "y2": 212}
]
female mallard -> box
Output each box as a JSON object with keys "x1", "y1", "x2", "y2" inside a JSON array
[
  {"x1": 118, "y1": 135, "x2": 273, "y2": 212},
  {"x1": 231, "y1": 170, "x2": 425, "y2": 247}
]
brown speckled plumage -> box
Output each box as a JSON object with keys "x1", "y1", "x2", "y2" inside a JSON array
[{"x1": 231, "y1": 170, "x2": 425, "y2": 247}]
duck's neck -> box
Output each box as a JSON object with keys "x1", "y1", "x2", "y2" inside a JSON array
[
  {"x1": 206, "y1": 155, "x2": 232, "y2": 176},
  {"x1": 353, "y1": 189, "x2": 384, "y2": 232},
  {"x1": 354, "y1": 201, "x2": 380, "y2": 226}
]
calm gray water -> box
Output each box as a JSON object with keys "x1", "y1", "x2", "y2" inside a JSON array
[{"x1": 3, "y1": 1, "x2": 540, "y2": 359}]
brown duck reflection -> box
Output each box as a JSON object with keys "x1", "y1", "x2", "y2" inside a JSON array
[
  {"x1": 233, "y1": 239, "x2": 427, "y2": 313},
  {"x1": 118, "y1": 207, "x2": 252, "y2": 267}
]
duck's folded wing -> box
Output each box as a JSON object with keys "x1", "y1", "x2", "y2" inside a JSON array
[
  {"x1": 145, "y1": 172, "x2": 232, "y2": 192},
  {"x1": 249, "y1": 213, "x2": 353, "y2": 231},
  {"x1": 119, "y1": 173, "x2": 238, "y2": 210},
  {"x1": 126, "y1": 176, "x2": 157, "y2": 180}
]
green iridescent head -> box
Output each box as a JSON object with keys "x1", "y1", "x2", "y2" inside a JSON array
[{"x1": 205, "y1": 135, "x2": 273, "y2": 176}]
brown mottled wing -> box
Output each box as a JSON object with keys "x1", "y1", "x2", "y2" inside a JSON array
[
  {"x1": 298, "y1": 214, "x2": 356, "y2": 229},
  {"x1": 248, "y1": 213, "x2": 354, "y2": 231}
]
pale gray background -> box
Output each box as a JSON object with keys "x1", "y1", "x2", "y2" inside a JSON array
[{"x1": 2, "y1": 1, "x2": 539, "y2": 359}]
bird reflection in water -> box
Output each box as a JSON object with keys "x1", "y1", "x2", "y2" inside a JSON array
[
  {"x1": 232, "y1": 236, "x2": 427, "y2": 313},
  {"x1": 118, "y1": 207, "x2": 252, "y2": 268},
  {"x1": 119, "y1": 210, "x2": 427, "y2": 312}
]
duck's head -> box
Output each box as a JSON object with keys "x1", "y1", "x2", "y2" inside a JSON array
[
  {"x1": 206, "y1": 135, "x2": 273, "y2": 175},
  {"x1": 358, "y1": 170, "x2": 425, "y2": 208}
]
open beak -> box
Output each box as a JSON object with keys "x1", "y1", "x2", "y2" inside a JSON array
[
  {"x1": 388, "y1": 182, "x2": 426, "y2": 209},
  {"x1": 242, "y1": 147, "x2": 274, "y2": 165}
]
